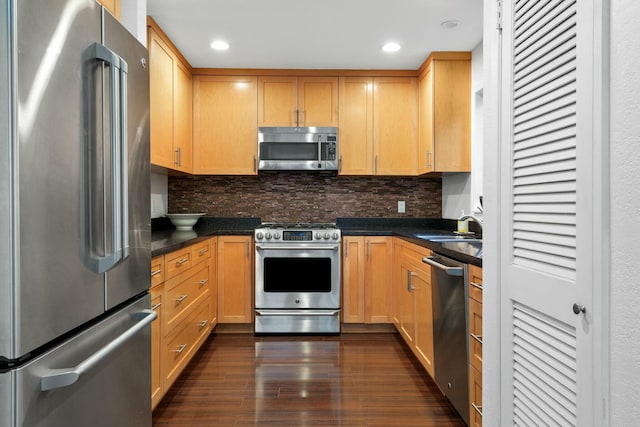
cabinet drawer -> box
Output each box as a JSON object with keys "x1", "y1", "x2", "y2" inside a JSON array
[
  {"x1": 191, "y1": 239, "x2": 212, "y2": 266},
  {"x1": 163, "y1": 299, "x2": 211, "y2": 389},
  {"x1": 397, "y1": 240, "x2": 431, "y2": 275},
  {"x1": 151, "y1": 255, "x2": 165, "y2": 288},
  {"x1": 469, "y1": 297, "x2": 483, "y2": 372},
  {"x1": 469, "y1": 264, "x2": 483, "y2": 303},
  {"x1": 165, "y1": 247, "x2": 193, "y2": 280},
  {"x1": 164, "y1": 263, "x2": 211, "y2": 333},
  {"x1": 469, "y1": 365, "x2": 483, "y2": 427}
]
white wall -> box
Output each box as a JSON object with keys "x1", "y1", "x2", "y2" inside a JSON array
[
  {"x1": 441, "y1": 41, "x2": 484, "y2": 219},
  {"x1": 609, "y1": 0, "x2": 640, "y2": 424}
]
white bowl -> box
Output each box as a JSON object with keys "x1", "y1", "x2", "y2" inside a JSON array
[{"x1": 166, "y1": 213, "x2": 205, "y2": 230}]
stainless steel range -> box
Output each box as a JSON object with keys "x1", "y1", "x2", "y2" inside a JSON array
[{"x1": 254, "y1": 222, "x2": 341, "y2": 334}]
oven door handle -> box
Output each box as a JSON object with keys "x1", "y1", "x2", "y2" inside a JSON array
[
  {"x1": 255, "y1": 310, "x2": 341, "y2": 316},
  {"x1": 255, "y1": 245, "x2": 340, "y2": 251}
]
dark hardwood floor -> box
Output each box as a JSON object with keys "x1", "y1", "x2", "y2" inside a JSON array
[{"x1": 153, "y1": 332, "x2": 466, "y2": 426}]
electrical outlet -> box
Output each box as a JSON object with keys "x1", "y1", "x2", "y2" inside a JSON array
[{"x1": 398, "y1": 201, "x2": 406, "y2": 213}]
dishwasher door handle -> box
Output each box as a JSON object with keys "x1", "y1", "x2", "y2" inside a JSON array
[{"x1": 422, "y1": 256, "x2": 464, "y2": 276}]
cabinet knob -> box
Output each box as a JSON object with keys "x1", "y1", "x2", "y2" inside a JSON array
[{"x1": 572, "y1": 303, "x2": 586, "y2": 315}]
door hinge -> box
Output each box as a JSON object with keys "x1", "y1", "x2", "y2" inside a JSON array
[{"x1": 496, "y1": 0, "x2": 503, "y2": 31}]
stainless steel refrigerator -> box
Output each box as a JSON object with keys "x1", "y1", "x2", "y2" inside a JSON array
[{"x1": 0, "y1": 1, "x2": 154, "y2": 425}]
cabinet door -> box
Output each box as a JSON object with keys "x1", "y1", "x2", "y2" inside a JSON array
[
  {"x1": 418, "y1": 63, "x2": 434, "y2": 174},
  {"x1": 338, "y1": 77, "x2": 373, "y2": 175},
  {"x1": 257, "y1": 76, "x2": 297, "y2": 126},
  {"x1": 148, "y1": 28, "x2": 175, "y2": 169},
  {"x1": 97, "y1": 0, "x2": 120, "y2": 20},
  {"x1": 194, "y1": 76, "x2": 258, "y2": 174},
  {"x1": 398, "y1": 263, "x2": 416, "y2": 345},
  {"x1": 373, "y1": 77, "x2": 418, "y2": 175},
  {"x1": 297, "y1": 77, "x2": 338, "y2": 126},
  {"x1": 218, "y1": 236, "x2": 253, "y2": 323},
  {"x1": 364, "y1": 237, "x2": 393, "y2": 323},
  {"x1": 432, "y1": 60, "x2": 471, "y2": 172},
  {"x1": 173, "y1": 60, "x2": 193, "y2": 173},
  {"x1": 150, "y1": 285, "x2": 163, "y2": 409},
  {"x1": 413, "y1": 269, "x2": 434, "y2": 377},
  {"x1": 342, "y1": 237, "x2": 365, "y2": 323},
  {"x1": 208, "y1": 238, "x2": 218, "y2": 327}
]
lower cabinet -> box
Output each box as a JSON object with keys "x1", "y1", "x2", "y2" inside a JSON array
[
  {"x1": 393, "y1": 238, "x2": 435, "y2": 377},
  {"x1": 468, "y1": 264, "x2": 483, "y2": 426},
  {"x1": 342, "y1": 236, "x2": 393, "y2": 324},
  {"x1": 150, "y1": 237, "x2": 217, "y2": 409},
  {"x1": 217, "y1": 235, "x2": 253, "y2": 323},
  {"x1": 150, "y1": 275, "x2": 163, "y2": 409}
]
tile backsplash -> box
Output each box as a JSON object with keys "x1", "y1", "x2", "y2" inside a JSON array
[{"x1": 168, "y1": 173, "x2": 442, "y2": 223}]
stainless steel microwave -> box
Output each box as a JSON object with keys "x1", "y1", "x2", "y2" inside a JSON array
[{"x1": 258, "y1": 127, "x2": 338, "y2": 172}]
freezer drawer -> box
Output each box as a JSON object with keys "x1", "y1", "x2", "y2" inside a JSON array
[{"x1": 10, "y1": 295, "x2": 155, "y2": 427}]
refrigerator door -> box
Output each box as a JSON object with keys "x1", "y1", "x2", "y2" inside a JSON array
[
  {"x1": 13, "y1": 0, "x2": 106, "y2": 359},
  {"x1": 101, "y1": 10, "x2": 150, "y2": 310},
  {"x1": 13, "y1": 295, "x2": 154, "y2": 427}
]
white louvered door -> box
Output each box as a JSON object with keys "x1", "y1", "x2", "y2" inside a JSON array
[{"x1": 498, "y1": 0, "x2": 602, "y2": 425}]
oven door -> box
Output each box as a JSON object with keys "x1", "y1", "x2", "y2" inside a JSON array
[{"x1": 255, "y1": 243, "x2": 341, "y2": 309}]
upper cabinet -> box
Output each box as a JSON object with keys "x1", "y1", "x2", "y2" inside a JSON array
[
  {"x1": 147, "y1": 18, "x2": 193, "y2": 173},
  {"x1": 193, "y1": 76, "x2": 258, "y2": 175},
  {"x1": 417, "y1": 52, "x2": 471, "y2": 174},
  {"x1": 339, "y1": 76, "x2": 418, "y2": 175},
  {"x1": 258, "y1": 76, "x2": 338, "y2": 127},
  {"x1": 96, "y1": 0, "x2": 120, "y2": 20}
]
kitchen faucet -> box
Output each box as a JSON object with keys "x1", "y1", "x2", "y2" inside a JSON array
[{"x1": 458, "y1": 214, "x2": 483, "y2": 235}]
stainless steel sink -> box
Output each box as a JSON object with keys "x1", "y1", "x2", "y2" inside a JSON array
[
  {"x1": 427, "y1": 238, "x2": 483, "y2": 243},
  {"x1": 439, "y1": 241, "x2": 483, "y2": 258},
  {"x1": 413, "y1": 233, "x2": 461, "y2": 240}
]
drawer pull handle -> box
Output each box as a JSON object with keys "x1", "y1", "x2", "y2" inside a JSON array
[
  {"x1": 471, "y1": 333, "x2": 483, "y2": 344},
  {"x1": 176, "y1": 258, "x2": 188, "y2": 265},
  {"x1": 198, "y1": 320, "x2": 209, "y2": 328},
  {"x1": 176, "y1": 294, "x2": 188, "y2": 303},
  {"x1": 198, "y1": 248, "x2": 208, "y2": 255},
  {"x1": 151, "y1": 303, "x2": 162, "y2": 311},
  {"x1": 151, "y1": 269, "x2": 161, "y2": 277},
  {"x1": 470, "y1": 281, "x2": 483, "y2": 290},
  {"x1": 198, "y1": 279, "x2": 208, "y2": 287},
  {"x1": 471, "y1": 403, "x2": 483, "y2": 416},
  {"x1": 173, "y1": 344, "x2": 187, "y2": 354}
]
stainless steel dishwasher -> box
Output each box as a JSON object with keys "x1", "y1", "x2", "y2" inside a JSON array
[{"x1": 422, "y1": 253, "x2": 469, "y2": 425}]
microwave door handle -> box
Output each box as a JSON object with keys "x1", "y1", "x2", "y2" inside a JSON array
[{"x1": 317, "y1": 135, "x2": 322, "y2": 169}]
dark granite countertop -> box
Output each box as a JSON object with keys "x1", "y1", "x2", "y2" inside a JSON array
[
  {"x1": 152, "y1": 216, "x2": 482, "y2": 267},
  {"x1": 151, "y1": 217, "x2": 260, "y2": 257},
  {"x1": 337, "y1": 217, "x2": 483, "y2": 267}
]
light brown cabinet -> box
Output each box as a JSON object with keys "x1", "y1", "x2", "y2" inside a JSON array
[
  {"x1": 258, "y1": 76, "x2": 338, "y2": 127},
  {"x1": 393, "y1": 238, "x2": 434, "y2": 377},
  {"x1": 417, "y1": 52, "x2": 471, "y2": 174},
  {"x1": 217, "y1": 236, "x2": 253, "y2": 323},
  {"x1": 96, "y1": 0, "x2": 120, "y2": 20},
  {"x1": 150, "y1": 256, "x2": 164, "y2": 410},
  {"x1": 468, "y1": 264, "x2": 483, "y2": 426},
  {"x1": 150, "y1": 237, "x2": 215, "y2": 410},
  {"x1": 147, "y1": 19, "x2": 193, "y2": 173},
  {"x1": 339, "y1": 77, "x2": 417, "y2": 175},
  {"x1": 342, "y1": 236, "x2": 393, "y2": 324},
  {"x1": 193, "y1": 76, "x2": 258, "y2": 174}
]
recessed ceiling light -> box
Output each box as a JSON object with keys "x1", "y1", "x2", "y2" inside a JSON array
[
  {"x1": 382, "y1": 42, "x2": 401, "y2": 53},
  {"x1": 210, "y1": 40, "x2": 230, "y2": 51},
  {"x1": 440, "y1": 20, "x2": 461, "y2": 29}
]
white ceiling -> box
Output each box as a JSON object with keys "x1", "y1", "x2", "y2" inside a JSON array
[{"x1": 146, "y1": 0, "x2": 484, "y2": 70}]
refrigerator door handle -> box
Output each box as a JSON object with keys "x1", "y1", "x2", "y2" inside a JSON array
[
  {"x1": 40, "y1": 309, "x2": 156, "y2": 391},
  {"x1": 90, "y1": 42, "x2": 129, "y2": 273}
]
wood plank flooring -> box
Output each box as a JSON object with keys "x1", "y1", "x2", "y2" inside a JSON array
[{"x1": 153, "y1": 333, "x2": 465, "y2": 426}]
